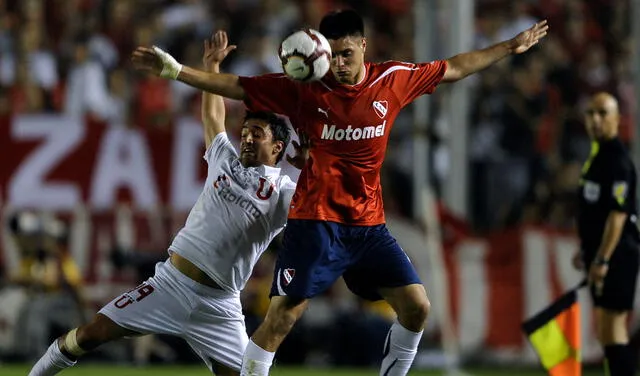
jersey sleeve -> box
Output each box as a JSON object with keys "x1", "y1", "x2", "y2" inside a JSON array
[
  {"x1": 238, "y1": 74, "x2": 300, "y2": 117},
  {"x1": 394, "y1": 60, "x2": 447, "y2": 107},
  {"x1": 203, "y1": 132, "x2": 237, "y2": 178},
  {"x1": 274, "y1": 176, "x2": 296, "y2": 228},
  {"x1": 609, "y1": 159, "x2": 635, "y2": 213}
]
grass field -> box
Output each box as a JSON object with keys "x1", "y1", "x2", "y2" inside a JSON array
[{"x1": 0, "y1": 364, "x2": 605, "y2": 376}]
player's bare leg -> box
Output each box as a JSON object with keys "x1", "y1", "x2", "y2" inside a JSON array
[
  {"x1": 28, "y1": 313, "x2": 140, "y2": 376},
  {"x1": 211, "y1": 359, "x2": 241, "y2": 376},
  {"x1": 378, "y1": 283, "x2": 431, "y2": 376},
  {"x1": 595, "y1": 308, "x2": 636, "y2": 376},
  {"x1": 241, "y1": 296, "x2": 308, "y2": 376}
]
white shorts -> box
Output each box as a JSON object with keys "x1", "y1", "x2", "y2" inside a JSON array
[{"x1": 99, "y1": 259, "x2": 248, "y2": 371}]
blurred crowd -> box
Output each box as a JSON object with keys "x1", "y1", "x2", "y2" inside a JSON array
[
  {"x1": 0, "y1": 0, "x2": 636, "y2": 366},
  {"x1": 2, "y1": 0, "x2": 630, "y2": 231},
  {"x1": 465, "y1": 0, "x2": 634, "y2": 232}
]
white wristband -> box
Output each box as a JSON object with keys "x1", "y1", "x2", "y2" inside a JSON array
[{"x1": 152, "y1": 46, "x2": 183, "y2": 80}]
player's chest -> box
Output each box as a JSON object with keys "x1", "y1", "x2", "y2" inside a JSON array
[
  {"x1": 212, "y1": 162, "x2": 279, "y2": 214},
  {"x1": 306, "y1": 91, "x2": 400, "y2": 144}
]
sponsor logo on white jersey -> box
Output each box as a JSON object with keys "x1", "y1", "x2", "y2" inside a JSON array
[
  {"x1": 320, "y1": 121, "x2": 386, "y2": 141},
  {"x1": 213, "y1": 173, "x2": 262, "y2": 218}
]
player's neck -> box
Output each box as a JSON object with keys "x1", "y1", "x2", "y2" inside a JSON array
[{"x1": 343, "y1": 64, "x2": 367, "y2": 86}]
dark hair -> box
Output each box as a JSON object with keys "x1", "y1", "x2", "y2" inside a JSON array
[
  {"x1": 243, "y1": 111, "x2": 291, "y2": 163},
  {"x1": 319, "y1": 9, "x2": 365, "y2": 39}
]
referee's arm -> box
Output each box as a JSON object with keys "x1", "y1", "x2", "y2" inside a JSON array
[
  {"x1": 595, "y1": 161, "x2": 635, "y2": 262},
  {"x1": 596, "y1": 211, "x2": 628, "y2": 261}
]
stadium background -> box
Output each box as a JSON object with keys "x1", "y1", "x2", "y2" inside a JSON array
[{"x1": 0, "y1": 0, "x2": 638, "y2": 374}]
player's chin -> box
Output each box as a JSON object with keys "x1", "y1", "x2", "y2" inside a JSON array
[
  {"x1": 240, "y1": 154, "x2": 259, "y2": 167},
  {"x1": 336, "y1": 73, "x2": 356, "y2": 85}
]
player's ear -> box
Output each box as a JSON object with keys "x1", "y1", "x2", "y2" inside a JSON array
[
  {"x1": 273, "y1": 140, "x2": 284, "y2": 157},
  {"x1": 361, "y1": 37, "x2": 367, "y2": 53}
]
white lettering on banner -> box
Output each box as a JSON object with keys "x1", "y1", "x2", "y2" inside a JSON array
[
  {"x1": 8, "y1": 116, "x2": 83, "y2": 209},
  {"x1": 171, "y1": 118, "x2": 205, "y2": 211},
  {"x1": 522, "y1": 230, "x2": 552, "y2": 363},
  {"x1": 89, "y1": 127, "x2": 159, "y2": 209},
  {"x1": 320, "y1": 121, "x2": 386, "y2": 141},
  {"x1": 457, "y1": 241, "x2": 488, "y2": 351}
]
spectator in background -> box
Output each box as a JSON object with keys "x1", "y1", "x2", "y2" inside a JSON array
[
  {"x1": 63, "y1": 33, "x2": 113, "y2": 121},
  {"x1": 8, "y1": 212, "x2": 87, "y2": 361},
  {"x1": 0, "y1": 23, "x2": 58, "y2": 94}
]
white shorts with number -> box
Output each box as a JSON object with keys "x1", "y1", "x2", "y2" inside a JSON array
[{"x1": 99, "y1": 259, "x2": 248, "y2": 372}]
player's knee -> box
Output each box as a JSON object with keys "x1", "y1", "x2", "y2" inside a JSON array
[
  {"x1": 211, "y1": 359, "x2": 239, "y2": 376},
  {"x1": 398, "y1": 296, "x2": 430, "y2": 331}
]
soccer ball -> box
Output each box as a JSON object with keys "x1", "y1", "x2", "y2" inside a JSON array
[{"x1": 279, "y1": 29, "x2": 332, "y2": 82}]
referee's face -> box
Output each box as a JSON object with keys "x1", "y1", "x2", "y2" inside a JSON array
[{"x1": 585, "y1": 94, "x2": 620, "y2": 141}]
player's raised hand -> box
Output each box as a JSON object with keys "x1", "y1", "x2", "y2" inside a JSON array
[
  {"x1": 286, "y1": 130, "x2": 311, "y2": 170},
  {"x1": 204, "y1": 30, "x2": 237, "y2": 71},
  {"x1": 131, "y1": 46, "x2": 182, "y2": 80},
  {"x1": 510, "y1": 20, "x2": 548, "y2": 54}
]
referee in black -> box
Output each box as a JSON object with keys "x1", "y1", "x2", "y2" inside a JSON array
[{"x1": 572, "y1": 92, "x2": 639, "y2": 375}]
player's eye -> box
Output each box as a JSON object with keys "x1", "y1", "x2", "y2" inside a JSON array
[{"x1": 586, "y1": 109, "x2": 608, "y2": 116}]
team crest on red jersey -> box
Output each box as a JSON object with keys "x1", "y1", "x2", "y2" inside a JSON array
[
  {"x1": 282, "y1": 268, "x2": 296, "y2": 286},
  {"x1": 373, "y1": 100, "x2": 388, "y2": 119}
]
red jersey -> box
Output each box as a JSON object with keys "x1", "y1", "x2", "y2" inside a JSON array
[{"x1": 238, "y1": 60, "x2": 447, "y2": 225}]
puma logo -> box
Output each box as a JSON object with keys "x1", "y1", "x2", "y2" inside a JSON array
[{"x1": 317, "y1": 107, "x2": 329, "y2": 118}]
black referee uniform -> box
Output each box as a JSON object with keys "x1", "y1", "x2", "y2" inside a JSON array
[{"x1": 578, "y1": 138, "x2": 640, "y2": 311}]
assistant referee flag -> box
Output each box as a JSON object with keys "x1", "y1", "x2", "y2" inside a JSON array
[{"x1": 522, "y1": 282, "x2": 586, "y2": 376}]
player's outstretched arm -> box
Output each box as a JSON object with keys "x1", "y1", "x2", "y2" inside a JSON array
[
  {"x1": 441, "y1": 20, "x2": 548, "y2": 83},
  {"x1": 131, "y1": 45, "x2": 245, "y2": 100},
  {"x1": 201, "y1": 31, "x2": 237, "y2": 148}
]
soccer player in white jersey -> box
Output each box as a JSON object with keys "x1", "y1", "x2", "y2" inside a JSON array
[{"x1": 27, "y1": 31, "x2": 304, "y2": 376}]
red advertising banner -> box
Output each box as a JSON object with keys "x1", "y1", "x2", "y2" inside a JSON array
[{"x1": 0, "y1": 115, "x2": 207, "y2": 211}]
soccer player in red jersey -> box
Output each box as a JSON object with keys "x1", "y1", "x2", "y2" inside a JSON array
[{"x1": 132, "y1": 10, "x2": 548, "y2": 376}]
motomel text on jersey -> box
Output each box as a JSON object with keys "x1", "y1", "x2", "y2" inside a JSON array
[
  {"x1": 218, "y1": 186, "x2": 262, "y2": 219},
  {"x1": 320, "y1": 121, "x2": 386, "y2": 141}
]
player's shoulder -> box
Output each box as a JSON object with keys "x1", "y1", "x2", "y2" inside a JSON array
[
  {"x1": 208, "y1": 132, "x2": 234, "y2": 153},
  {"x1": 368, "y1": 60, "x2": 421, "y2": 74},
  {"x1": 364, "y1": 61, "x2": 424, "y2": 85},
  {"x1": 373, "y1": 60, "x2": 420, "y2": 69},
  {"x1": 276, "y1": 174, "x2": 296, "y2": 191}
]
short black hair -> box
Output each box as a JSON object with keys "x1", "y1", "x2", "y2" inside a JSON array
[
  {"x1": 243, "y1": 111, "x2": 291, "y2": 163},
  {"x1": 319, "y1": 9, "x2": 365, "y2": 40}
]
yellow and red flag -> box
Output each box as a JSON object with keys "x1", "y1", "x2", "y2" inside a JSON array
[{"x1": 522, "y1": 282, "x2": 585, "y2": 376}]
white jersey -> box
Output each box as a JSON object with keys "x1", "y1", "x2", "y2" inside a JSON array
[{"x1": 169, "y1": 132, "x2": 295, "y2": 293}]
